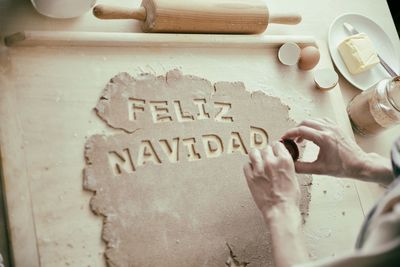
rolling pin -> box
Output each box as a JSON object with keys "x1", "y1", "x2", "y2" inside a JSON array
[{"x1": 93, "y1": 0, "x2": 302, "y2": 34}]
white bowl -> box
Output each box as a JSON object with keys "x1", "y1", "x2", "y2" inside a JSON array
[{"x1": 31, "y1": 0, "x2": 96, "y2": 19}]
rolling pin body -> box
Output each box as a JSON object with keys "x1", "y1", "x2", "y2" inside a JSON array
[{"x1": 93, "y1": 0, "x2": 301, "y2": 34}]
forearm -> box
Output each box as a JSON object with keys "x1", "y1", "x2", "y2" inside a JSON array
[
  {"x1": 263, "y1": 203, "x2": 308, "y2": 267},
  {"x1": 355, "y1": 153, "x2": 394, "y2": 186}
]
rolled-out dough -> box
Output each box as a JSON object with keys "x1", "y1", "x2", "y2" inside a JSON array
[{"x1": 84, "y1": 69, "x2": 311, "y2": 267}]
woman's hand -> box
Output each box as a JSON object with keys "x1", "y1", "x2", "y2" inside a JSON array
[
  {"x1": 243, "y1": 141, "x2": 300, "y2": 218},
  {"x1": 282, "y1": 118, "x2": 393, "y2": 185},
  {"x1": 243, "y1": 142, "x2": 308, "y2": 267}
]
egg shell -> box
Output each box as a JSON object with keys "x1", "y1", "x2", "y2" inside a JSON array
[
  {"x1": 278, "y1": 42, "x2": 301, "y2": 66},
  {"x1": 298, "y1": 46, "x2": 320, "y2": 70},
  {"x1": 314, "y1": 68, "x2": 338, "y2": 90}
]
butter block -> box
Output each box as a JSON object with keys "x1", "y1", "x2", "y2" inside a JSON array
[{"x1": 337, "y1": 33, "x2": 380, "y2": 74}]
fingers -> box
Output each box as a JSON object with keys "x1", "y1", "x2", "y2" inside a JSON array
[
  {"x1": 298, "y1": 119, "x2": 324, "y2": 131},
  {"x1": 260, "y1": 145, "x2": 273, "y2": 161},
  {"x1": 282, "y1": 118, "x2": 338, "y2": 142},
  {"x1": 260, "y1": 145, "x2": 274, "y2": 178},
  {"x1": 321, "y1": 117, "x2": 335, "y2": 124},
  {"x1": 272, "y1": 141, "x2": 291, "y2": 159},
  {"x1": 243, "y1": 162, "x2": 254, "y2": 180},
  {"x1": 302, "y1": 118, "x2": 335, "y2": 128},
  {"x1": 294, "y1": 161, "x2": 322, "y2": 174},
  {"x1": 282, "y1": 125, "x2": 322, "y2": 144},
  {"x1": 249, "y1": 149, "x2": 264, "y2": 176}
]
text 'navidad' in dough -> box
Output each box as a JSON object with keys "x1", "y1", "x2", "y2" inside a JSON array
[{"x1": 108, "y1": 126, "x2": 268, "y2": 176}]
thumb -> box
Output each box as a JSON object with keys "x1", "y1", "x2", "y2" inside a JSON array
[{"x1": 294, "y1": 161, "x2": 322, "y2": 174}]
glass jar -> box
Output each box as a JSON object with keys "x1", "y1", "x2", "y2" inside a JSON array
[{"x1": 347, "y1": 76, "x2": 400, "y2": 135}]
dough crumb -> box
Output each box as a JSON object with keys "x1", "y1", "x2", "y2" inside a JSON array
[{"x1": 225, "y1": 243, "x2": 249, "y2": 267}]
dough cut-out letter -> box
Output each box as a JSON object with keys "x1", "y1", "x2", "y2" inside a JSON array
[
  {"x1": 250, "y1": 126, "x2": 269, "y2": 149},
  {"x1": 137, "y1": 140, "x2": 161, "y2": 166},
  {"x1": 128, "y1": 98, "x2": 145, "y2": 121},
  {"x1": 108, "y1": 149, "x2": 135, "y2": 175},
  {"x1": 159, "y1": 138, "x2": 180, "y2": 163},
  {"x1": 149, "y1": 101, "x2": 173, "y2": 123},
  {"x1": 182, "y1": 138, "x2": 201, "y2": 161},
  {"x1": 214, "y1": 102, "x2": 233, "y2": 122},
  {"x1": 202, "y1": 134, "x2": 223, "y2": 158},
  {"x1": 193, "y1": 99, "x2": 210, "y2": 120},
  {"x1": 174, "y1": 100, "x2": 194, "y2": 122},
  {"x1": 227, "y1": 132, "x2": 247, "y2": 155}
]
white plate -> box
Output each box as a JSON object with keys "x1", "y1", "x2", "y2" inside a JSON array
[{"x1": 328, "y1": 13, "x2": 399, "y2": 90}]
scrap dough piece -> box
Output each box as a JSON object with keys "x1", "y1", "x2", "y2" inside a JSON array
[{"x1": 84, "y1": 69, "x2": 311, "y2": 267}]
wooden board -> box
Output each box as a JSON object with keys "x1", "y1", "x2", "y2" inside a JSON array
[{"x1": 0, "y1": 36, "x2": 365, "y2": 267}]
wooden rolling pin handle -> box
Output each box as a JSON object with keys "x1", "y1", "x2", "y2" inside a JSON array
[
  {"x1": 93, "y1": 5, "x2": 147, "y2": 21},
  {"x1": 269, "y1": 13, "x2": 302, "y2": 25}
]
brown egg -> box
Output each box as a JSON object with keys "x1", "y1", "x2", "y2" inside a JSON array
[{"x1": 298, "y1": 46, "x2": 320, "y2": 70}]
